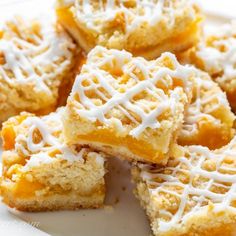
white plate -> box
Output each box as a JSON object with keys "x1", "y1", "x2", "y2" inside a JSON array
[{"x1": 0, "y1": 1, "x2": 235, "y2": 235}]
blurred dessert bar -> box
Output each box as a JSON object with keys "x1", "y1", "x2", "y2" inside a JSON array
[{"x1": 56, "y1": 0, "x2": 202, "y2": 59}]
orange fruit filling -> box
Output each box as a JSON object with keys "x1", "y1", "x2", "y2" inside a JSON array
[
  {"x1": 48, "y1": 149, "x2": 62, "y2": 157},
  {"x1": 1, "y1": 166, "x2": 44, "y2": 199},
  {"x1": 12, "y1": 176, "x2": 44, "y2": 199},
  {"x1": 179, "y1": 120, "x2": 233, "y2": 150},
  {"x1": 0, "y1": 30, "x2": 3, "y2": 39},
  {"x1": 77, "y1": 129, "x2": 164, "y2": 162},
  {"x1": 1, "y1": 114, "x2": 28, "y2": 150},
  {"x1": 1, "y1": 125, "x2": 16, "y2": 150}
]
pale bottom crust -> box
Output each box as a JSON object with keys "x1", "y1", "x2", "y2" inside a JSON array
[
  {"x1": 132, "y1": 167, "x2": 236, "y2": 236},
  {"x1": 1, "y1": 190, "x2": 104, "y2": 212},
  {"x1": 76, "y1": 141, "x2": 169, "y2": 165},
  {"x1": 59, "y1": 17, "x2": 199, "y2": 60}
]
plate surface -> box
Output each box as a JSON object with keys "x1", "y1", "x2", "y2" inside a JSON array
[{"x1": 0, "y1": 1, "x2": 235, "y2": 235}]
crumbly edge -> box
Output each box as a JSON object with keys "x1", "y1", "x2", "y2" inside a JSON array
[
  {"x1": 131, "y1": 165, "x2": 236, "y2": 236},
  {"x1": 181, "y1": 39, "x2": 236, "y2": 114},
  {"x1": 177, "y1": 68, "x2": 236, "y2": 149},
  {"x1": 0, "y1": 80, "x2": 56, "y2": 124}
]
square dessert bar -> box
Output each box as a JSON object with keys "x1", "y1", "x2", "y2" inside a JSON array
[
  {"x1": 132, "y1": 136, "x2": 236, "y2": 236},
  {"x1": 189, "y1": 22, "x2": 236, "y2": 112},
  {"x1": 1, "y1": 109, "x2": 106, "y2": 211},
  {"x1": 64, "y1": 46, "x2": 195, "y2": 164},
  {"x1": 0, "y1": 15, "x2": 77, "y2": 123},
  {"x1": 178, "y1": 69, "x2": 235, "y2": 149},
  {"x1": 56, "y1": 0, "x2": 202, "y2": 59}
]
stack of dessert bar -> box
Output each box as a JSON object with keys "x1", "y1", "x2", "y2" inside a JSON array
[{"x1": 1, "y1": 1, "x2": 236, "y2": 235}]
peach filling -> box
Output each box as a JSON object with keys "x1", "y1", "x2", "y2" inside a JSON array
[
  {"x1": 179, "y1": 120, "x2": 233, "y2": 150},
  {"x1": 12, "y1": 177, "x2": 44, "y2": 198},
  {"x1": 1, "y1": 165, "x2": 44, "y2": 199},
  {"x1": 77, "y1": 129, "x2": 164, "y2": 162},
  {"x1": 1, "y1": 114, "x2": 28, "y2": 150},
  {"x1": 1, "y1": 125, "x2": 16, "y2": 150}
]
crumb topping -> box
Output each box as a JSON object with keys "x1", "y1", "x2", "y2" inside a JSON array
[
  {"x1": 138, "y1": 137, "x2": 236, "y2": 233},
  {"x1": 69, "y1": 46, "x2": 195, "y2": 138}
]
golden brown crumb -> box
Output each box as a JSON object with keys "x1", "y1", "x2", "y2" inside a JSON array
[{"x1": 0, "y1": 16, "x2": 77, "y2": 123}]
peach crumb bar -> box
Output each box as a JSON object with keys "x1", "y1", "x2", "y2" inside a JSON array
[
  {"x1": 1, "y1": 108, "x2": 106, "y2": 212},
  {"x1": 132, "y1": 137, "x2": 236, "y2": 236},
  {"x1": 63, "y1": 46, "x2": 197, "y2": 164}
]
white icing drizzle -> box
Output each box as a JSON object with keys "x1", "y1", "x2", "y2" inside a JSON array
[
  {"x1": 0, "y1": 15, "x2": 75, "y2": 94},
  {"x1": 13, "y1": 108, "x2": 99, "y2": 171},
  {"x1": 180, "y1": 69, "x2": 232, "y2": 137},
  {"x1": 23, "y1": 152, "x2": 55, "y2": 170},
  {"x1": 196, "y1": 21, "x2": 236, "y2": 86},
  {"x1": 138, "y1": 136, "x2": 236, "y2": 233},
  {"x1": 73, "y1": 0, "x2": 196, "y2": 34},
  {"x1": 70, "y1": 46, "x2": 194, "y2": 138}
]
